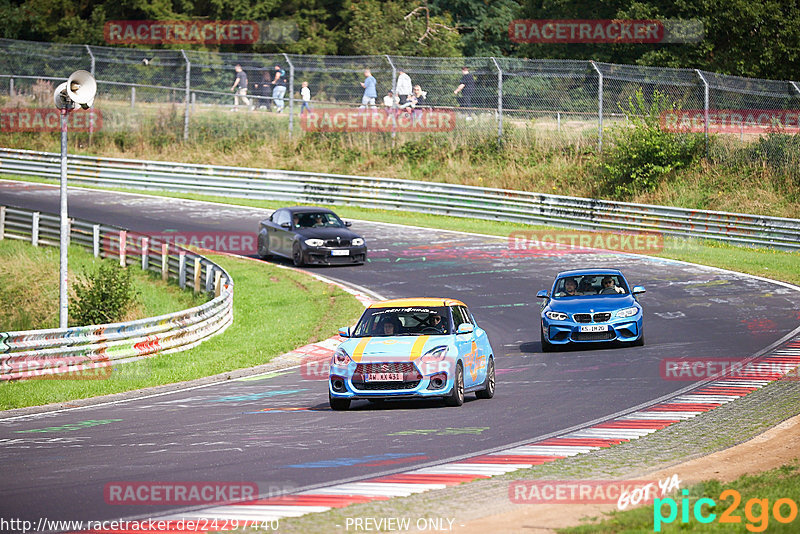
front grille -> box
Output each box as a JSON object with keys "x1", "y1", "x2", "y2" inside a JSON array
[
  {"x1": 573, "y1": 313, "x2": 611, "y2": 323},
  {"x1": 356, "y1": 362, "x2": 416, "y2": 374},
  {"x1": 324, "y1": 239, "x2": 350, "y2": 247},
  {"x1": 572, "y1": 331, "x2": 616, "y2": 341},
  {"x1": 353, "y1": 380, "x2": 420, "y2": 391}
]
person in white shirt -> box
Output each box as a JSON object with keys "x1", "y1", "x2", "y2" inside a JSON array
[
  {"x1": 396, "y1": 68, "x2": 412, "y2": 106},
  {"x1": 300, "y1": 81, "x2": 311, "y2": 114},
  {"x1": 383, "y1": 90, "x2": 398, "y2": 114}
]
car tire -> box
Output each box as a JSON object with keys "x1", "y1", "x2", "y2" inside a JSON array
[
  {"x1": 292, "y1": 242, "x2": 305, "y2": 267},
  {"x1": 444, "y1": 362, "x2": 464, "y2": 407},
  {"x1": 257, "y1": 233, "x2": 271, "y2": 260},
  {"x1": 632, "y1": 331, "x2": 645, "y2": 347},
  {"x1": 541, "y1": 322, "x2": 555, "y2": 353},
  {"x1": 329, "y1": 394, "x2": 350, "y2": 411},
  {"x1": 475, "y1": 357, "x2": 495, "y2": 399}
]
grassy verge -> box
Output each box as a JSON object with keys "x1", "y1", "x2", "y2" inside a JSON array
[
  {"x1": 3, "y1": 173, "x2": 798, "y2": 286},
  {"x1": 0, "y1": 238, "x2": 206, "y2": 331},
  {"x1": 562, "y1": 463, "x2": 800, "y2": 533},
  {"x1": 0, "y1": 253, "x2": 364, "y2": 410}
]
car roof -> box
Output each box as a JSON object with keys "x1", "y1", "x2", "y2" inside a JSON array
[
  {"x1": 556, "y1": 268, "x2": 623, "y2": 278},
  {"x1": 369, "y1": 297, "x2": 467, "y2": 309},
  {"x1": 285, "y1": 206, "x2": 336, "y2": 214}
]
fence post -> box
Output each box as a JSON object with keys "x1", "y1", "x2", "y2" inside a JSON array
[
  {"x1": 191, "y1": 92, "x2": 196, "y2": 113},
  {"x1": 0, "y1": 206, "x2": 5, "y2": 240},
  {"x1": 93, "y1": 224, "x2": 100, "y2": 257},
  {"x1": 141, "y1": 236, "x2": 149, "y2": 270},
  {"x1": 214, "y1": 269, "x2": 222, "y2": 297},
  {"x1": 491, "y1": 57, "x2": 503, "y2": 144},
  {"x1": 283, "y1": 53, "x2": 294, "y2": 137},
  {"x1": 194, "y1": 257, "x2": 202, "y2": 292},
  {"x1": 791, "y1": 82, "x2": 800, "y2": 96},
  {"x1": 179, "y1": 252, "x2": 186, "y2": 289},
  {"x1": 695, "y1": 69, "x2": 710, "y2": 157},
  {"x1": 161, "y1": 243, "x2": 169, "y2": 281},
  {"x1": 32, "y1": 212, "x2": 39, "y2": 246},
  {"x1": 590, "y1": 61, "x2": 603, "y2": 153},
  {"x1": 205, "y1": 263, "x2": 215, "y2": 292},
  {"x1": 557, "y1": 111, "x2": 561, "y2": 132},
  {"x1": 85, "y1": 45, "x2": 95, "y2": 77},
  {"x1": 9, "y1": 78, "x2": 13, "y2": 96},
  {"x1": 181, "y1": 50, "x2": 190, "y2": 141},
  {"x1": 131, "y1": 86, "x2": 136, "y2": 109},
  {"x1": 385, "y1": 55, "x2": 397, "y2": 138},
  {"x1": 119, "y1": 230, "x2": 127, "y2": 267}
]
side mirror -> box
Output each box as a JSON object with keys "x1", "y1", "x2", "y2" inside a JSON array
[
  {"x1": 632, "y1": 286, "x2": 646, "y2": 295},
  {"x1": 344, "y1": 221, "x2": 352, "y2": 227},
  {"x1": 457, "y1": 323, "x2": 475, "y2": 334},
  {"x1": 338, "y1": 326, "x2": 351, "y2": 338},
  {"x1": 280, "y1": 222, "x2": 291, "y2": 229},
  {"x1": 536, "y1": 290, "x2": 549, "y2": 299}
]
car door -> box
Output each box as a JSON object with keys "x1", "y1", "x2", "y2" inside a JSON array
[
  {"x1": 269, "y1": 209, "x2": 293, "y2": 257},
  {"x1": 452, "y1": 305, "x2": 484, "y2": 388}
]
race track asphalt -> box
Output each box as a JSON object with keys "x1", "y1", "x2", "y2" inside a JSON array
[{"x1": 2, "y1": 180, "x2": 799, "y2": 529}]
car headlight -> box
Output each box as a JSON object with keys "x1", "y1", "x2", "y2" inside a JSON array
[
  {"x1": 305, "y1": 239, "x2": 324, "y2": 247},
  {"x1": 351, "y1": 238, "x2": 365, "y2": 246},
  {"x1": 545, "y1": 311, "x2": 569, "y2": 321},
  {"x1": 331, "y1": 347, "x2": 351, "y2": 366},
  {"x1": 617, "y1": 306, "x2": 639, "y2": 318},
  {"x1": 420, "y1": 346, "x2": 448, "y2": 363}
]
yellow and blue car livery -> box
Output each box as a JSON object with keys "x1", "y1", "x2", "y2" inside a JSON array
[{"x1": 328, "y1": 298, "x2": 496, "y2": 410}]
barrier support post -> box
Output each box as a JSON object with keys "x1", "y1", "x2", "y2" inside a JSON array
[
  {"x1": 32, "y1": 212, "x2": 40, "y2": 246},
  {"x1": 161, "y1": 243, "x2": 169, "y2": 281},
  {"x1": 141, "y1": 237, "x2": 149, "y2": 270},
  {"x1": 193, "y1": 257, "x2": 201, "y2": 292},
  {"x1": 0, "y1": 206, "x2": 5, "y2": 240},
  {"x1": 119, "y1": 230, "x2": 127, "y2": 267},
  {"x1": 93, "y1": 224, "x2": 100, "y2": 257},
  {"x1": 179, "y1": 252, "x2": 186, "y2": 289}
]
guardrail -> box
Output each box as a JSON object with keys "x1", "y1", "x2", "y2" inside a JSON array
[
  {"x1": 0, "y1": 205, "x2": 234, "y2": 380},
  {"x1": 1, "y1": 147, "x2": 799, "y2": 250}
]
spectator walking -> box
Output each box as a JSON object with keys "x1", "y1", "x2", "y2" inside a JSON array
[
  {"x1": 454, "y1": 66, "x2": 475, "y2": 117},
  {"x1": 300, "y1": 81, "x2": 312, "y2": 114},
  {"x1": 253, "y1": 70, "x2": 273, "y2": 110},
  {"x1": 230, "y1": 64, "x2": 250, "y2": 111},
  {"x1": 396, "y1": 68, "x2": 412, "y2": 106},
  {"x1": 360, "y1": 68, "x2": 377, "y2": 109},
  {"x1": 272, "y1": 65, "x2": 287, "y2": 113}
]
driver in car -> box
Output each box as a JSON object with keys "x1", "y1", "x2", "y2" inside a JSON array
[{"x1": 556, "y1": 277, "x2": 583, "y2": 297}]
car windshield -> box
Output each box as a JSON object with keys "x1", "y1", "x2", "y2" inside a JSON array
[
  {"x1": 352, "y1": 306, "x2": 451, "y2": 337},
  {"x1": 552, "y1": 274, "x2": 628, "y2": 298},
  {"x1": 294, "y1": 212, "x2": 344, "y2": 229}
]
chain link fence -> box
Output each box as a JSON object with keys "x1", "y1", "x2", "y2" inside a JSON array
[{"x1": 1, "y1": 37, "x2": 798, "y2": 173}]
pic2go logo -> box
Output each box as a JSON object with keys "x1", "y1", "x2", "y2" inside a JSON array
[{"x1": 654, "y1": 489, "x2": 799, "y2": 532}]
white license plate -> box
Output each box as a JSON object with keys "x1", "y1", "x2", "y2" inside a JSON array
[
  {"x1": 331, "y1": 249, "x2": 350, "y2": 256},
  {"x1": 580, "y1": 324, "x2": 609, "y2": 333},
  {"x1": 366, "y1": 372, "x2": 403, "y2": 382}
]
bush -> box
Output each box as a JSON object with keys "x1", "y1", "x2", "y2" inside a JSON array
[
  {"x1": 601, "y1": 89, "x2": 704, "y2": 198},
  {"x1": 71, "y1": 263, "x2": 139, "y2": 326}
]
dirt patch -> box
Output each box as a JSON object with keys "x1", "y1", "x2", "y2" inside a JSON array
[{"x1": 454, "y1": 413, "x2": 800, "y2": 533}]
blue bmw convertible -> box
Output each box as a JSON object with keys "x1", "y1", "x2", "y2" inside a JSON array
[{"x1": 537, "y1": 269, "x2": 645, "y2": 351}]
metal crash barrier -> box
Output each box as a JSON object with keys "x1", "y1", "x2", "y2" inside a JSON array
[{"x1": 0, "y1": 205, "x2": 233, "y2": 380}]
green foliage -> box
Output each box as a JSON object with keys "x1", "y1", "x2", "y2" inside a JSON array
[
  {"x1": 601, "y1": 89, "x2": 704, "y2": 198},
  {"x1": 71, "y1": 263, "x2": 139, "y2": 326},
  {"x1": 397, "y1": 139, "x2": 432, "y2": 162}
]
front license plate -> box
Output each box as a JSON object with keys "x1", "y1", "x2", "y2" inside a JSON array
[
  {"x1": 331, "y1": 249, "x2": 350, "y2": 256},
  {"x1": 580, "y1": 324, "x2": 609, "y2": 333},
  {"x1": 366, "y1": 372, "x2": 403, "y2": 382}
]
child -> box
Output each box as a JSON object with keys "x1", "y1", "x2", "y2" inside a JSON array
[{"x1": 300, "y1": 81, "x2": 311, "y2": 114}]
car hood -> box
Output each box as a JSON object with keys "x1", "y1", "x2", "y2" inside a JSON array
[
  {"x1": 548, "y1": 294, "x2": 638, "y2": 313},
  {"x1": 339, "y1": 335, "x2": 451, "y2": 362},
  {"x1": 295, "y1": 227, "x2": 361, "y2": 240}
]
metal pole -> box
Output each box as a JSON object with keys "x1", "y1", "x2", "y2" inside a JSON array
[
  {"x1": 695, "y1": 69, "x2": 709, "y2": 157},
  {"x1": 385, "y1": 55, "x2": 397, "y2": 139},
  {"x1": 9, "y1": 78, "x2": 13, "y2": 96},
  {"x1": 59, "y1": 107, "x2": 70, "y2": 328},
  {"x1": 791, "y1": 82, "x2": 800, "y2": 96},
  {"x1": 131, "y1": 86, "x2": 135, "y2": 109},
  {"x1": 85, "y1": 45, "x2": 95, "y2": 77},
  {"x1": 590, "y1": 61, "x2": 603, "y2": 153},
  {"x1": 283, "y1": 53, "x2": 294, "y2": 137},
  {"x1": 181, "y1": 50, "x2": 190, "y2": 141},
  {"x1": 491, "y1": 57, "x2": 503, "y2": 143}
]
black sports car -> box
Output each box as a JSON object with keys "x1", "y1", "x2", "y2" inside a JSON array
[{"x1": 257, "y1": 207, "x2": 367, "y2": 266}]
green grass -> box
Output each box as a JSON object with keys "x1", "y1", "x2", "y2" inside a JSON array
[
  {"x1": 0, "y1": 238, "x2": 206, "y2": 331},
  {"x1": 560, "y1": 462, "x2": 800, "y2": 533},
  {"x1": 0, "y1": 253, "x2": 365, "y2": 410},
  {"x1": 3, "y1": 173, "x2": 798, "y2": 286}
]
